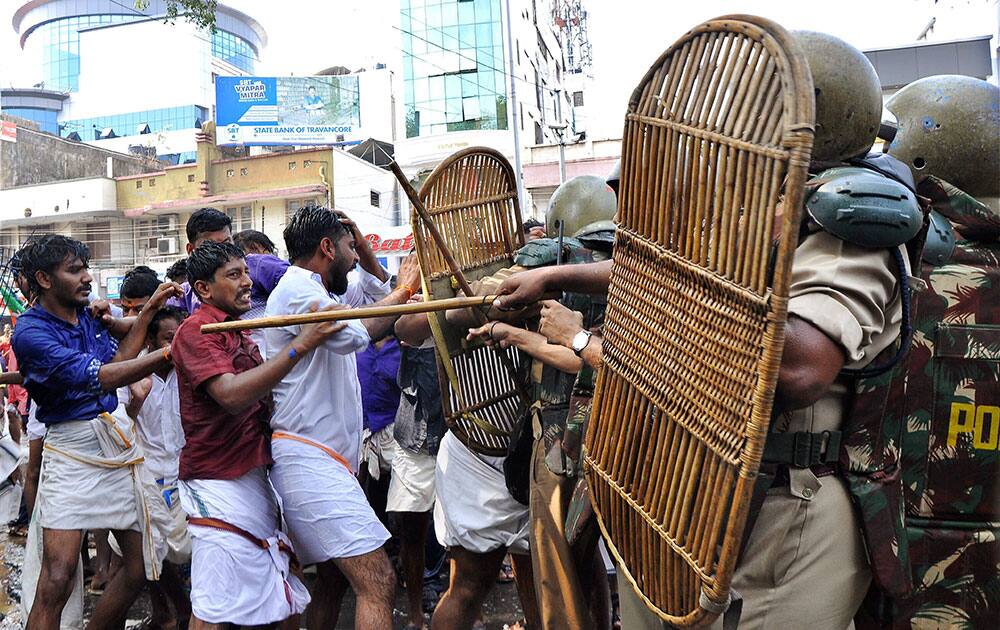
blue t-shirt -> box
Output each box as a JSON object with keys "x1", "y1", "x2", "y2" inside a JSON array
[
  {"x1": 356, "y1": 338, "x2": 402, "y2": 434},
  {"x1": 12, "y1": 305, "x2": 119, "y2": 424}
]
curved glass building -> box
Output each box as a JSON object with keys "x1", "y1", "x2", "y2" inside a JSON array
[
  {"x1": 13, "y1": 1, "x2": 266, "y2": 93},
  {"x1": 9, "y1": 1, "x2": 266, "y2": 145}
]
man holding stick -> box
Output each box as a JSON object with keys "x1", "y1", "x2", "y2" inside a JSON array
[
  {"x1": 170, "y1": 240, "x2": 349, "y2": 629},
  {"x1": 263, "y1": 205, "x2": 420, "y2": 630}
]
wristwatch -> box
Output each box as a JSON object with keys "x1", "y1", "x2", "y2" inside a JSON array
[{"x1": 571, "y1": 330, "x2": 593, "y2": 356}]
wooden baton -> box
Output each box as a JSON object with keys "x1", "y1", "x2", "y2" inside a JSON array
[
  {"x1": 201, "y1": 294, "x2": 501, "y2": 334},
  {"x1": 0, "y1": 372, "x2": 23, "y2": 385}
]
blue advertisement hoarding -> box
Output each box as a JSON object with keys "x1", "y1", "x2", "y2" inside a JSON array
[{"x1": 215, "y1": 76, "x2": 362, "y2": 146}]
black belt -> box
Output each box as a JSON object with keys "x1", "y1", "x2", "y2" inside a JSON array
[
  {"x1": 770, "y1": 463, "x2": 837, "y2": 487},
  {"x1": 762, "y1": 430, "x2": 842, "y2": 468}
]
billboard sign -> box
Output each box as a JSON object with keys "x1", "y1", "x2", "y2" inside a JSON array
[
  {"x1": 215, "y1": 76, "x2": 361, "y2": 146},
  {"x1": 1, "y1": 121, "x2": 16, "y2": 143}
]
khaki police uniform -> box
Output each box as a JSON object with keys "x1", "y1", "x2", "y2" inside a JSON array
[{"x1": 619, "y1": 228, "x2": 906, "y2": 630}]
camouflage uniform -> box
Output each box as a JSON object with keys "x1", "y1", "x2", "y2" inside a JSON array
[
  {"x1": 473, "y1": 236, "x2": 609, "y2": 630},
  {"x1": 860, "y1": 178, "x2": 1000, "y2": 628}
]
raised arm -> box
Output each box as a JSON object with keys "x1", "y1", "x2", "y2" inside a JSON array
[
  {"x1": 359, "y1": 253, "x2": 422, "y2": 340},
  {"x1": 493, "y1": 260, "x2": 613, "y2": 310},
  {"x1": 111, "y1": 282, "x2": 183, "y2": 362}
]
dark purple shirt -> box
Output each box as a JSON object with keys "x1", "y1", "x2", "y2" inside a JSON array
[
  {"x1": 167, "y1": 254, "x2": 290, "y2": 314},
  {"x1": 356, "y1": 338, "x2": 402, "y2": 433},
  {"x1": 246, "y1": 254, "x2": 290, "y2": 310}
]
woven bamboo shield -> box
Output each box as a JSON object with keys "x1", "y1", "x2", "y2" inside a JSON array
[
  {"x1": 412, "y1": 147, "x2": 530, "y2": 456},
  {"x1": 583, "y1": 15, "x2": 815, "y2": 626}
]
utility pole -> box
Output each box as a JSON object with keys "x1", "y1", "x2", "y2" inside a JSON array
[
  {"x1": 504, "y1": 0, "x2": 527, "y2": 213},
  {"x1": 549, "y1": 123, "x2": 567, "y2": 184}
]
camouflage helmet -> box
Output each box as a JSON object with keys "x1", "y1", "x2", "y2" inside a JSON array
[
  {"x1": 546, "y1": 175, "x2": 617, "y2": 237},
  {"x1": 886, "y1": 75, "x2": 1000, "y2": 198},
  {"x1": 794, "y1": 31, "x2": 883, "y2": 162}
]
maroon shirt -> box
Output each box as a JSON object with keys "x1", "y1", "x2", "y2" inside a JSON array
[{"x1": 171, "y1": 303, "x2": 271, "y2": 480}]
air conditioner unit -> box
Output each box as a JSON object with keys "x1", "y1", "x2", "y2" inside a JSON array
[
  {"x1": 156, "y1": 215, "x2": 178, "y2": 233},
  {"x1": 157, "y1": 237, "x2": 178, "y2": 255}
]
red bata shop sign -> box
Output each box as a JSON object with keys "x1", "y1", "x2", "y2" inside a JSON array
[{"x1": 364, "y1": 231, "x2": 413, "y2": 255}]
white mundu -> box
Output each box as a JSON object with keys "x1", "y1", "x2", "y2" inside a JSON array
[
  {"x1": 434, "y1": 431, "x2": 530, "y2": 554},
  {"x1": 264, "y1": 265, "x2": 391, "y2": 565},
  {"x1": 180, "y1": 468, "x2": 310, "y2": 624}
]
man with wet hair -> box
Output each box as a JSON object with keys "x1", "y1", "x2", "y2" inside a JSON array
[
  {"x1": 170, "y1": 208, "x2": 234, "y2": 314},
  {"x1": 14, "y1": 234, "x2": 181, "y2": 629},
  {"x1": 263, "y1": 205, "x2": 421, "y2": 629},
  {"x1": 120, "y1": 266, "x2": 161, "y2": 317},
  {"x1": 233, "y1": 229, "x2": 278, "y2": 256}
]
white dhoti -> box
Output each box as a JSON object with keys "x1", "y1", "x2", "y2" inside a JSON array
[
  {"x1": 38, "y1": 413, "x2": 165, "y2": 580},
  {"x1": 180, "y1": 466, "x2": 310, "y2": 624},
  {"x1": 433, "y1": 431, "x2": 530, "y2": 554},
  {"x1": 21, "y1": 504, "x2": 85, "y2": 629},
  {"x1": 153, "y1": 478, "x2": 192, "y2": 564},
  {"x1": 387, "y1": 441, "x2": 437, "y2": 514},
  {"x1": 269, "y1": 434, "x2": 390, "y2": 565}
]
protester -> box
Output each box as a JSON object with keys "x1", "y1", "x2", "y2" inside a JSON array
[
  {"x1": 126, "y1": 306, "x2": 192, "y2": 630},
  {"x1": 263, "y1": 206, "x2": 420, "y2": 629},
  {"x1": 13, "y1": 235, "x2": 181, "y2": 628},
  {"x1": 171, "y1": 240, "x2": 348, "y2": 627}
]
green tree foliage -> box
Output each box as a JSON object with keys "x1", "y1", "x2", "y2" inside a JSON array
[{"x1": 134, "y1": 0, "x2": 218, "y2": 32}]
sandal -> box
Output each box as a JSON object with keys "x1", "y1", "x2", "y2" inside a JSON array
[
  {"x1": 497, "y1": 559, "x2": 515, "y2": 584},
  {"x1": 6, "y1": 524, "x2": 27, "y2": 538}
]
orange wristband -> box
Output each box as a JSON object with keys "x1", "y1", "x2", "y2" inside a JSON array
[
  {"x1": 399, "y1": 284, "x2": 417, "y2": 299},
  {"x1": 161, "y1": 348, "x2": 172, "y2": 363}
]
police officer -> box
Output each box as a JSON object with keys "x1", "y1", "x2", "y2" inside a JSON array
[
  {"x1": 457, "y1": 173, "x2": 618, "y2": 630},
  {"x1": 493, "y1": 30, "x2": 921, "y2": 630}
]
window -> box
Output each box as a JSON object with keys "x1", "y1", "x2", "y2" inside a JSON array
[
  {"x1": 226, "y1": 169, "x2": 235, "y2": 178},
  {"x1": 149, "y1": 179, "x2": 156, "y2": 187},
  {"x1": 136, "y1": 180, "x2": 142, "y2": 189},
  {"x1": 370, "y1": 190, "x2": 381, "y2": 208},
  {"x1": 240, "y1": 168, "x2": 248, "y2": 176},
  {"x1": 288, "y1": 162, "x2": 297, "y2": 171},
  {"x1": 83, "y1": 222, "x2": 111, "y2": 261},
  {"x1": 534, "y1": 121, "x2": 544, "y2": 145},
  {"x1": 187, "y1": 174, "x2": 195, "y2": 182},
  {"x1": 286, "y1": 198, "x2": 320, "y2": 222},
  {"x1": 573, "y1": 91, "x2": 584, "y2": 107},
  {"x1": 225, "y1": 206, "x2": 253, "y2": 231}
]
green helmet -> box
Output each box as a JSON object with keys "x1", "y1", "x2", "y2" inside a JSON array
[
  {"x1": 805, "y1": 166, "x2": 922, "y2": 248},
  {"x1": 606, "y1": 160, "x2": 621, "y2": 196},
  {"x1": 546, "y1": 175, "x2": 617, "y2": 237},
  {"x1": 886, "y1": 75, "x2": 1000, "y2": 198},
  {"x1": 794, "y1": 31, "x2": 883, "y2": 162},
  {"x1": 575, "y1": 219, "x2": 616, "y2": 252}
]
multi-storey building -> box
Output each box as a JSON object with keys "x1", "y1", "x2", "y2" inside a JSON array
[
  {"x1": 6, "y1": 0, "x2": 265, "y2": 162},
  {"x1": 395, "y1": 0, "x2": 587, "y2": 214}
]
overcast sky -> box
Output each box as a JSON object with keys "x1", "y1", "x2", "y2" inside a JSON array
[{"x1": 2, "y1": 0, "x2": 997, "y2": 138}]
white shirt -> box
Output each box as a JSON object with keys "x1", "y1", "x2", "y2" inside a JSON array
[
  {"x1": 264, "y1": 265, "x2": 390, "y2": 469},
  {"x1": 26, "y1": 401, "x2": 45, "y2": 441},
  {"x1": 133, "y1": 370, "x2": 185, "y2": 482}
]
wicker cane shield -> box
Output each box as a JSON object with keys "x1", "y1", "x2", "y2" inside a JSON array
[
  {"x1": 411, "y1": 147, "x2": 530, "y2": 456},
  {"x1": 583, "y1": 15, "x2": 815, "y2": 626}
]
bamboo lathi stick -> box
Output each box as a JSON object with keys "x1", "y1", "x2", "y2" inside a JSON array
[
  {"x1": 201, "y1": 294, "x2": 500, "y2": 334},
  {"x1": 0, "y1": 372, "x2": 23, "y2": 385}
]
